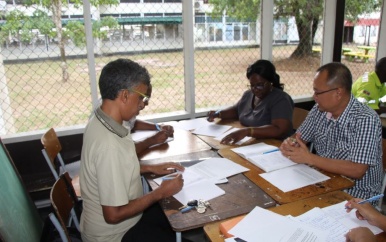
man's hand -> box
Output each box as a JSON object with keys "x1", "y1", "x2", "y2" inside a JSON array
[
  {"x1": 279, "y1": 133, "x2": 310, "y2": 164},
  {"x1": 145, "y1": 162, "x2": 185, "y2": 175},
  {"x1": 160, "y1": 124, "x2": 174, "y2": 137},
  {"x1": 158, "y1": 174, "x2": 184, "y2": 198}
]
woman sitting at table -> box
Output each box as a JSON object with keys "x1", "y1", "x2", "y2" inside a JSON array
[{"x1": 207, "y1": 59, "x2": 294, "y2": 145}]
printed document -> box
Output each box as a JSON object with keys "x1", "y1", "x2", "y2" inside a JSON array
[
  {"x1": 231, "y1": 142, "x2": 297, "y2": 172},
  {"x1": 259, "y1": 164, "x2": 330, "y2": 192},
  {"x1": 153, "y1": 158, "x2": 248, "y2": 205},
  {"x1": 229, "y1": 206, "x2": 327, "y2": 242}
]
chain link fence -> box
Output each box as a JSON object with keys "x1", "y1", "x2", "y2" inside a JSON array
[{"x1": 0, "y1": 1, "x2": 381, "y2": 136}]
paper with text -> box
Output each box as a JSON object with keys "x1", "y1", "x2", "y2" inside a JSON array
[
  {"x1": 246, "y1": 151, "x2": 297, "y2": 172},
  {"x1": 322, "y1": 201, "x2": 383, "y2": 235},
  {"x1": 229, "y1": 206, "x2": 327, "y2": 242},
  {"x1": 259, "y1": 164, "x2": 330, "y2": 192},
  {"x1": 290, "y1": 207, "x2": 348, "y2": 241}
]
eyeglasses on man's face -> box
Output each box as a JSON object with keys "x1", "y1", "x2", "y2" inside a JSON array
[
  {"x1": 313, "y1": 88, "x2": 339, "y2": 97},
  {"x1": 247, "y1": 82, "x2": 268, "y2": 90},
  {"x1": 123, "y1": 89, "x2": 150, "y2": 103}
]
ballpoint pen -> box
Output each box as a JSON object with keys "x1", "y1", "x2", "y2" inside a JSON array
[
  {"x1": 263, "y1": 148, "x2": 280, "y2": 154},
  {"x1": 358, "y1": 194, "x2": 384, "y2": 204},
  {"x1": 345, "y1": 194, "x2": 384, "y2": 209}
]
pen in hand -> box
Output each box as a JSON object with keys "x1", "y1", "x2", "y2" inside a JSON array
[
  {"x1": 207, "y1": 110, "x2": 221, "y2": 121},
  {"x1": 345, "y1": 194, "x2": 384, "y2": 209},
  {"x1": 358, "y1": 194, "x2": 384, "y2": 204}
]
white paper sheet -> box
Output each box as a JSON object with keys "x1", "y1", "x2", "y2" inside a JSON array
[
  {"x1": 229, "y1": 206, "x2": 327, "y2": 242},
  {"x1": 290, "y1": 207, "x2": 349, "y2": 241},
  {"x1": 259, "y1": 164, "x2": 330, "y2": 192},
  {"x1": 322, "y1": 201, "x2": 383, "y2": 235},
  {"x1": 153, "y1": 158, "x2": 247, "y2": 205},
  {"x1": 188, "y1": 157, "x2": 249, "y2": 182},
  {"x1": 172, "y1": 179, "x2": 225, "y2": 205},
  {"x1": 246, "y1": 151, "x2": 297, "y2": 172},
  {"x1": 192, "y1": 123, "x2": 232, "y2": 137},
  {"x1": 231, "y1": 142, "x2": 278, "y2": 159},
  {"x1": 172, "y1": 117, "x2": 208, "y2": 131}
]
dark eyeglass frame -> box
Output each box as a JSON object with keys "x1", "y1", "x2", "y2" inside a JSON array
[{"x1": 313, "y1": 88, "x2": 339, "y2": 97}]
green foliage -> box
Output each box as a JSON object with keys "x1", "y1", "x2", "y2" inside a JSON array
[
  {"x1": 345, "y1": 0, "x2": 382, "y2": 21},
  {"x1": 209, "y1": 0, "x2": 260, "y2": 21},
  {"x1": 65, "y1": 21, "x2": 85, "y2": 47},
  {"x1": 92, "y1": 16, "x2": 119, "y2": 39}
]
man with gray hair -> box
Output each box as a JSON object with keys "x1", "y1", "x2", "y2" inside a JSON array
[
  {"x1": 280, "y1": 62, "x2": 383, "y2": 202},
  {"x1": 80, "y1": 59, "x2": 184, "y2": 242}
]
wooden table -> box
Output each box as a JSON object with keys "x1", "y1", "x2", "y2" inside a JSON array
[
  {"x1": 144, "y1": 151, "x2": 276, "y2": 241},
  {"x1": 204, "y1": 190, "x2": 386, "y2": 242},
  {"x1": 138, "y1": 128, "x2": 212, "y2": 161},
  {"x1": 218, "y1": 144, "x2": 354, "y2": 204}
]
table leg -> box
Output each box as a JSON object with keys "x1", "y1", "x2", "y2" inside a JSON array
[{"x1": 176, "y1": 231, "x2": 182, "y2": 242}]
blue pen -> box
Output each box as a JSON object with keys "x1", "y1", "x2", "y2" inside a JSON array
[
  {"x1": 345, "y1": 194, "x2": 384, "y2": 209},
  {"x1": 162, "y1": 176, "x2": 175, "y2": 181},
  {"x1": 263, "y1": 148, "x2": 280, "y2": 154},
  {"x1": 155, "y1": 123, "x2": 162, "y2": 131},
  {"x1": 181, "y1": 206, "x2": 194, "y2": 213},
  {"x1": 358, "y1": 194, "x2": 384, "y2": 204}
]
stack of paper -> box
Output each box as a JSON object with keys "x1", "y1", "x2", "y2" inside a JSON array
[
  {"x1": 226, "y1": 201, "x2": 382, "y2": 242},
  {"x1": 228, "y1": 206, "x2": 327, "y2": 242},
  {"x1": 192, "y1": 123, "x2": 232, "y2": 137},
  {"x1": 154, "y1": 158, "x2": 249, "y2": 205},
  {"x1": 231, "y1": 142, "x2": 330, "y2": 192}
]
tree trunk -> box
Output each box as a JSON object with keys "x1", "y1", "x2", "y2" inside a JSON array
[
  {"x1": 311, "y1": 17, "x2": 319, "y2": 45},
  {"x1": 290, "y1": 18, "x2": 313, "y2": 59},
  {"x1": 51, "y1": 0, "x2": 69, "y2": 82}
]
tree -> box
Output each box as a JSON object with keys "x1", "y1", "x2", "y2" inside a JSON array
[
  {"x1": 209, "y1": 0, "x2": 382, "y2": 58},
  {"x1": 25, "y1": 0, "x2": 119, "y2": 82}
]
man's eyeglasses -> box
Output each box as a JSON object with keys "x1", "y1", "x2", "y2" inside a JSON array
[
  {"x1": 247, "y1": 82, "x2": 267, "y2": 90},
  {"x1": 123, "y1": 89, "x2": 150, "y2": 103},
  {"x1": 313, "y1": 88, "x2": 339, "y2": 97}
]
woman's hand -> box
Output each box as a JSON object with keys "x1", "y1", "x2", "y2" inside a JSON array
[{"x1": 220, "y1": 128, "x2": 249, "y2": 145}]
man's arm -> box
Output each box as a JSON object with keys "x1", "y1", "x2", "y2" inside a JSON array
[
  {"x1": 102, "y1": 174, "x2": 183, "y2": 224},
  {"x1": 280, "y1": 134, "x2": 368, "y2": 179}
]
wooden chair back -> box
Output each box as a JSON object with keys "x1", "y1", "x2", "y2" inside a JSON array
[
  {"x1": 292, "y1": 107, "x2": 309, "y2": 130},
  {"x1": 50, "y1": 172, "x2": 80, "y2": 241},
  {"x1": 41, "y1": 128, "x2": 62, "y2": 168}
]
